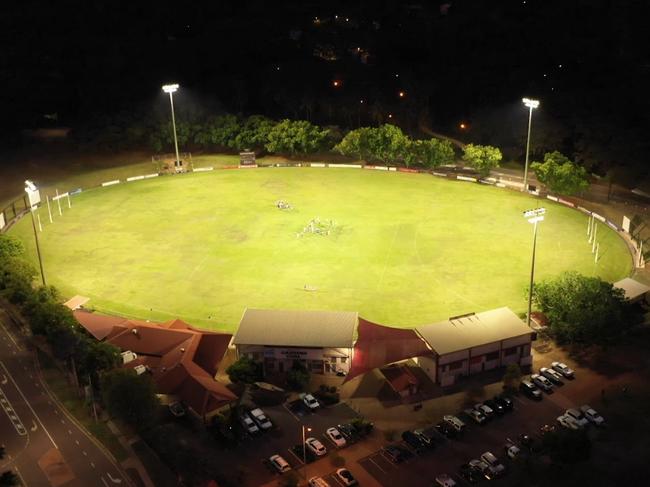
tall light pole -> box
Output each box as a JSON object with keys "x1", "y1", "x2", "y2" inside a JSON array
[
  {"x1": 522, "y1": 97, "x2": 540, "y2": 192},
  {"x1": 162, "y1": 84, "x2": 181, "y2": 170},
  {"x1": 24, "y1": 181, "x2": 46, "y2": 286},
  {"x1": 524, "y1": 208, "x2": 545, "y2": 327},
  {"x1": 302, "y1": 425, "x2": 311, "y2": 481}
]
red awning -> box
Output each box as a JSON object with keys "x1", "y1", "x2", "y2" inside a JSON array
[{"x1": 344, "y1": 318, "x2": 434, "y2": 383}]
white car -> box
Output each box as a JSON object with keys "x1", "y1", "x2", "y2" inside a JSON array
[
  {"x1": 551, "y1": 361, "x2": 575, "y2": 379},
  {"x1": 475, "y1": 403, "x2": 494, "y2": 418},
  {"x1": 301, "y1": 393, "x2": 321, "y2": 410},
  {"x1": 443, "y1": 415, "x2": 466, "y2": 432},
  {"x1": 240, "y1": 414, "x2": 259, "y2": 434},
  {"x1": 249, "y1": 408, "x2": 272, "y2": 430},
  {"x1": 305, "y1": 437, "x2": 327, "y2": 456},
  {"x1": 335, "y1": 468, "x2": 358, "y2": 486},
  {"x1": 557, "y1": 414, "x2": 581, "y2": 430},
  {"x1": 308, "y1": 477, "x2": 331, "y2": 487},
  {"x1": 480, "y1": 451, "x2": 506, "y2": 477},
  {"x1": 326, "y1": 427, "x2": 346, "y2": 447},
  {"x1": 565, "y1": 408, "x2": 589, "y2": 428},
  {"x1": 504, "y1": 439, "x2": 521, "y2": 459},
  {"x1": 269, "y1": 454, "x2": 291, "y2": 473},
  {"x1": 464, "y1": 408, "x2": 487, "y2": 425},
  {"x1": 540, "y1": 367, "x2": 564, "y2": 385},
  {"x1": 580, "y1": 405, "x2": 605, "y2": 426},
  {"x1": 435, "y1": 474, "x2": 457, "y2": 487},
  {"x1": 121, "y1": 350, "x2": 137, "y2": 364}
]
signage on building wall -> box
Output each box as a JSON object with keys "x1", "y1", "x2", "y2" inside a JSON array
[{"x1": 263, "y1": 347, "x2": 344, "y2": 360}]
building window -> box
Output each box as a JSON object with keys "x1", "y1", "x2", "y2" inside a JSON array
[
  {"x1": 486, "y1": 351, "x2": 499, "y2": 361},
  {"x1": 469, "y1": 356, "x2": 483, "y2": 365},
  {"x1": 504, "y1": 347, "x2": 519, "y2": 356},
  {"x1": 340, "y1": 357, "x2": 347, "y2": 364},
  {"x1": 449, "y1": 361, "x2": 464, "y2": 371}
]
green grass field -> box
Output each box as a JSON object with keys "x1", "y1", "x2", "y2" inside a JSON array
[{"x1": 10, "y1": 167, "x2": 632, "y2": 332}]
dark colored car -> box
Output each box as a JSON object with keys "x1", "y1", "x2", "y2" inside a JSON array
[
  {"x1": 483, "y1": 399, "x2": 504, "y2": 415},
  {"x1": 337, "y1": 423, "x2": 358, "y2": 442},
  {"x1": 402, "y1": 430, "x2": 427, "y2": 451},
  {"x1": 520, "y1": 380, "x2": 543, "y2": 400},
  {"x1": 458, "y1": 463, "x2": 483, "y2": 484},
  {"x1": 413, "y1": 427, "x2": 437, "y2": 448},
  {"x1": 382, "y1": 444, "x2": 413, "y2": 463},
  {"x1": 494, "y1": 394, "x2": 514, "y2": 411},
  {"x1": 435, "y1": 421, "x2": 458, "y2": 439}
]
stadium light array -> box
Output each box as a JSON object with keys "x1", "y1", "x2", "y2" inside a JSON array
[
  {"x1": 524, "y1": 207, "x2": 545, "y2": 327},
  {"x1": 522, "y1": 97, "x2": 540, "y2": 192}
]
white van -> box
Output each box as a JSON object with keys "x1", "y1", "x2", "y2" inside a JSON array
[{"x1": 443, "y1": 415, "x2": 466, "y2": 432}]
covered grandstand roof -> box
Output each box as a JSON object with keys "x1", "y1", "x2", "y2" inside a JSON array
[
  {"x1": 345, "y1": 318, "x2": 433, "y2": 383},
  {"x1": 614, "y1": 277, "x2": 650, "y2": 302},
  {"x1": 74, "y1": 311, "x2": 236, "y2": 417},
  {"x1": 416, "y1": 307, "x2": 532, "y2": 356},
  {"x1": 234, "y1": 309, "x2": 357, "y2": 348}
]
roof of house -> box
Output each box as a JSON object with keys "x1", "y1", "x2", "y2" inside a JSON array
[
  {"x1": 73, "y1": 310, "x2": 236, "y2": 416},
  {"x1": 234, "y1": 309, "x2": 357, "y2": 348},
  {"x1": 63, "y1": 295, "x2": 90, "y2": 311},
  {"x1": 614, "y1": 277, "x2": 650, "y2": 301},
  {"x1": 416, "y1": 307, "x2": 532, "y2": 356}
]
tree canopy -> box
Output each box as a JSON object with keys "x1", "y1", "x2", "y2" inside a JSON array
[
  {"x1": 265, "y1": 119, "x2": 330, "y2": 154},
  {"x1": 462, "y1": 144, "x2": 502, "y2": 176},
  {"x1": 532, "y1": 271, "x2": 632, "y2": 345},
  {"x1": 226, "y1": 356, "x2": 262, "y2": 384},
  {"x1": 101, "y1": 368, "x2": 159, "y2": 429},
  {"x1": 531, "y1": 151, "x2": 589, "y2": 195},
  {"x1": 0, "y1": 235, "x2": 24, "y2": 260}
]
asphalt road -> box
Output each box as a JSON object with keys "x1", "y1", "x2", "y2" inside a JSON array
[{"x1": 0, "y1": 310, "x2": 131, "y2": 487}]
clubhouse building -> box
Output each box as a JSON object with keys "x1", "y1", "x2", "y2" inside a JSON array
[{"x1": 234, "y1": 306, "x2": 535, "y2": 386}]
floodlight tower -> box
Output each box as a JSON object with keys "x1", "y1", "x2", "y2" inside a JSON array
[
  {"x1": 522, "y1": 97, "x2": 540, "y2": 192},
  {"x1": 162, "y1": 83, "x2": 181, "y2": 169},
  {"x1": 24, "y1": 180, "x2": 46, "y2": 286},
  {"x1": 524, "y1": 208, "x2": 546, "y2": 327}
]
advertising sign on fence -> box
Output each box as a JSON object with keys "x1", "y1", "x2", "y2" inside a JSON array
[
  {"x1": 0, "y1": 212, "x2": 5, "y2": 231},
  {"x1": 622, "y1": 216, "x2": 631, "y2": 233}
]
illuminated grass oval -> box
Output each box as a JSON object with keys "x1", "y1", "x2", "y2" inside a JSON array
[{"x1": 10, "y1": 168, "x2": 632, "y2": 331}]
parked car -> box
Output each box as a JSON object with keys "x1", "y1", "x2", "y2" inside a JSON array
[
  {"x1": 443, "y1": 415, "x2": 466, "y2": 433},
  {"x1": 239, "y1": 414, "x2": 259, "y2": 434},
  {"x1": 308, "y1": 477, "x2": 331, "y2": 487},
  {"x1": 168, "y1": 401, "x2": 185, "y2": 417},
  {"x1": 557, "y1": 414, "x2": 581, "y2": 430},
  {"x1": 518, "y1": 434, "x2": 535, "y2": 451},
  {"x1": 480, "y1": 451, "x2": 506, "y2": 477},
  {"x1": 413, "y1": 427, "x2": 437, "y2": 448},
  {"x1": 301, "y1": 393, "x2": 321, "y2": 410},
  {"x1": 580, "y1": 405, "x2": 605, "y2": 426},
  {"x1": 120, "y1": 350, "x2": 137, "y2": 364},
  {"x1": 475, "y1": 403, "x2": 495, "y2": 418},
  {"x1": 540, "y1": 367, "x2": 564, "y2": 385},
  {"x1": 337, "y1": 423, "x2": 358, "y2": 442},
  {"x1": 435, "y1": 474, "x2": 457, "y2": 487},
  {"x1": 402, "y1": 430, "x2": 427, "y2": 451},
  {"x1": 504, "y1": 438, "x2": 521, "y2": 459},
  {"x1": 540, "y1": 424, "x2": 556, "y2": 436},
  {"x1": 484, "y1": 399, "x2": 504, "y2": 415},
  {"x1": 269, "y1": 454, "x2": 291, "y2": 473},
  {"x1": 249, "y1": 408, "x2": 272, "y2": 430},
  {"x1": 326, "y1": 427, "x2": 346, "y2": 447},
  {"x1": 458, "y1": 463, "x2": 483, "y2": 483},
  {"x1": 463, "y1": 408, "x2": 487, "y2": 425},
  {"x1": 305, "y1": 437, "x2": 327, "y2": 456},
  {"x1": 551, "y1": 361, "x2": 575, "y2": 379},
  {"x1": 468, "y1": 459, "x2": 492, "y2": 480},
  {"x1": 435, "y1": 421, "x2": 458, "y2": 438},
  {"x1": 493, "y1": 394, "x2": 514, "y2": 411},
  {"x1": 531, "y1": 374, "x2": 554, "y2": 393},
  {"x1": 565, "y1": 408, "x2": 589, "y2": 428},
  {"x1": 520, "y1": 380, "x2": 542, "y2": 400},
  {"x1": 382, "y1": 444, "x2": 412, "y2": 463},
  {"x1": 335, "y1": 468, "x2": 358, "y2": 486}
]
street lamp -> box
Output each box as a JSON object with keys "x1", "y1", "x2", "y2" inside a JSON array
[
  {"x1": 162, "y1": 83, "x2": 181, "y2": 170},
  {"x1": 302, "y1": 425, "x2": 311, "y2": 481},
  {"x1": 522, "y1": 97, "x2": 540, "y2": 192},
  {"x1": 524, "y1": 208, "x2": 545, "y2": 327},
  {"x1": 24, "y1": 180, "x2": 46, "y2": 286}
]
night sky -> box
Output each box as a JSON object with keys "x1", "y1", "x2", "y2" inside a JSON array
[{"x1": 2, "y1": 0, "x2": 648, "y2": 172}]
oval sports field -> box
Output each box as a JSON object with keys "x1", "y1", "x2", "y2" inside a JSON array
[{"x1": 10, "y1": 167, "x2": 632, "y2": 332}]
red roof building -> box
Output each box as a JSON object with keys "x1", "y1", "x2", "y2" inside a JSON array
[{"x1": 74, "y1": 310, "x2": 236, "y2": 419}]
